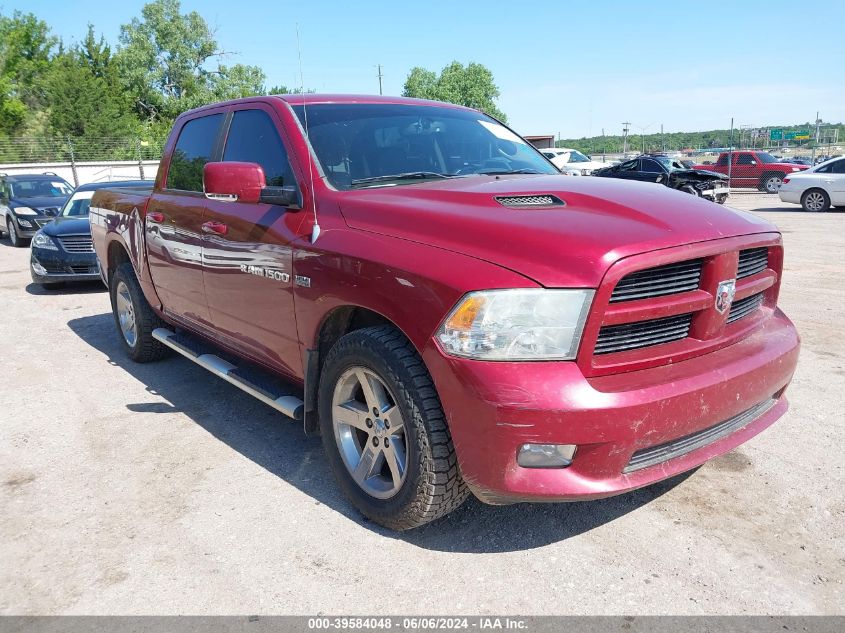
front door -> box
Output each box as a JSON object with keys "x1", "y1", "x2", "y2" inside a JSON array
[
  {"x1": 201, "y1": 106, "x2": 304, "y2": 378},
  {"x1": 145, "y1": 112, "x2": 225, "y2": 328}
]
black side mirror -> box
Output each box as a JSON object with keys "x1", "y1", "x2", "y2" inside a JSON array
[{"x1": 259, "y1": 185, "x2": 302, "y2": 210}]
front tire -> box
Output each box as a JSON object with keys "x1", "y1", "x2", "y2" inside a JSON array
[
  {"x1": 716, "y1": 194, "x2": 728, "y2": 204},
  {"x1": 318, "y1": 325, "x2": 468, "y2": 530},
  {"x1": 801, "y1": 189, "x2": 830, "y2": 212},
  {"x1": 7, "y1": 218, "x2": 26, "y2": 247},
  {"x1": 109, "y1": 262, "x2": 169, "y2": 362}
]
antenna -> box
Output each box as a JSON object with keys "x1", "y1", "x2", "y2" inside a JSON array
[{"x1": 296, "y1": 24, "x2": 320, "y2": 243}]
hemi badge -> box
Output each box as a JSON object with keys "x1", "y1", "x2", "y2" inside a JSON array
[{"x1": 295, "y1": 275, "x2": 311, "y2": 288}]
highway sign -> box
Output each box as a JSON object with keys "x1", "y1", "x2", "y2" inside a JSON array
[{"x1": 770, "y1": 129, "x2": 783, "y2": 141}]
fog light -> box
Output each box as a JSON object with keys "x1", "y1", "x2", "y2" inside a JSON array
[
  {"x1": 31, "y1": 261, "x2": 47, "y2": 275},
  {"x1": 517, "y1": 443, "x2": 577, "y2": 468},
  {"x1": 18, "y1": 218, "x2": 33, "y2": 228}
]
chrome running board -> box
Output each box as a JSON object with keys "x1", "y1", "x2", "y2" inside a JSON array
[{"x1": 152, "y1": 327, "x2": 304, "y2": 421}]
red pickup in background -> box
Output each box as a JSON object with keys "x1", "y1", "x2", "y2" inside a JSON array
[{"x1": 694, "y1": 150, "x2": 809, "y2": 192}]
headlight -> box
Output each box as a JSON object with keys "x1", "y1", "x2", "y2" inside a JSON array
[
  {"x1": 791, "y1": 167, "x2": 800, "y2": 172},
  {"x1": 436, "y1": 289, "x2": 594, "y2": 361},
  {"x1": 13, "y1": 206, "x2": 37, "y2": 216},
  {"x1": 32, "y1": 231, "x2": 58, "y2": 250}
]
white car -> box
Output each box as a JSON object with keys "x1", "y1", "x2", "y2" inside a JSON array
[
  {"x1": 778, "y1": 156, "x2": 845, "y2": 212},
  {"x1": 540, "y1": 148, "x2": 615, "y2": 175}
]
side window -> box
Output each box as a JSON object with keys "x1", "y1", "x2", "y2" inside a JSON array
[
  {"x1": 737, "y1": 154, "x2": 755, "y2": 165},
  {"x1": 831, "y1": 160, "x2": 845, "y2": 174},
  {"x1": 619, "y1": 159, "x2": 638, "y2": 171},
  {"x1": 716, "y1": 154, "x2": 729, "y2": 166},
  {"x1": 641, "y1": 159, "x2": 663, "y2": 173},
  {"x1": 223, "y1": 109, "x2": 294, "y2": 187},
  {"x1": 167, "y1": 114, "x2": 224, "y2": 192}
]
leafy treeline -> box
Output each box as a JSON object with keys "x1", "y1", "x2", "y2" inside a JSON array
[
  {"x1": 559, "y1": 123, "x2": 845, "y2": 156},
  {"x1": 0, "y1": 0, "x2": 300, "y2": 161}
]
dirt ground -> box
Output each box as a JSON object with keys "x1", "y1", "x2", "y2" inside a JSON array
[{"x1": 0, "y1": 192, "x2": 842, "y2": 615}]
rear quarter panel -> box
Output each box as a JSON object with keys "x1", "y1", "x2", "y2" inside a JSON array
[{"x1": 90, "y1": 188, "x2": 159, "y2": 307}]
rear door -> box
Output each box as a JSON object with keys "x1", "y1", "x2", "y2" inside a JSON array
[
  {"x1": 145, "y1": 111, "x2": 225, "y2": 328},
  {"x1": 638, "y1": 158, "x2": 669, "y2": 185},
  {"x1": 201, "y1": 105, "x2": 304, "y2": 378}
]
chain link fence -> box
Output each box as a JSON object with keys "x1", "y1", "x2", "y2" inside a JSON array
[{"x1": 0, "y1": 136, "x2": 164, "y2": 165}]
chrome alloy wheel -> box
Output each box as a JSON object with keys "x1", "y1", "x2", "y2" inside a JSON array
[
  {"x1": 331, "y1": 366, "x2": 408, "y2": 499},
  {"x1": 115, "y1": 280, "x2": 137, "y2": 347},
  {"x1": 804, "y1": 191, "x2": 826, "y2": 211},
  {"x1": 765, "y1": 175, "x2": 782, "y2": 193}
]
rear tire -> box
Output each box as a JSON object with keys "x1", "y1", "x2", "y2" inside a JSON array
[
  {"x1": 801, "y1": 189, "x2": 830, "y2": 212},
  {"x1": 318, "y1": 325, "x2": 468, "y2": 530},
  {"x1": 109, "y1": 262, "x2": 170, "y2": 362},
  {"x1": 760, "y1": 173, "x2": 783, "y2": 194}
]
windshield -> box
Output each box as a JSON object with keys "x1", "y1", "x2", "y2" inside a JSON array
[
  {"x1": 654, "y1": 156, "x2": 688, "y2": 171},
  {"x1": 291, "y1": 103, "x2": 558, "y2": 189},
  {"x1": 10, "y1": 178, "x2": 72, "y2": 198},
  {"x1": 567, "y1": 151, "x2": 591, "y2": 163},
  {"x1": 758, "y1": 152, "x2": 779, "y2": 164},
  {"x1": 60, "y1": 190, "x2": 95, "y2": 216}
]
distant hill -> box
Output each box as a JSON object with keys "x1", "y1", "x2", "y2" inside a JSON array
[{"x1": 556, "y1": 123, "x2": 844, "y2": 155}]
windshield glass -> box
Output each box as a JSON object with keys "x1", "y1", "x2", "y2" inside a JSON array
[
  {"x1": 567, "y1": 151, "x2": 591, "y2": 163},
  {"x1": 291, "y1": 103, "x2": 558, "y2": 189},
  {"x1": 758, "y1": 152, "x2": 779, "y2": 164},
  {"x1": 61, "y1": 190, "x2": 95, "y2": 216},
  {"x1": 654, "y1": 156, "x2": 687, "y2": 171},
  {"x1": 10, "y1": 178, "x2": 72, "y2": 198}
]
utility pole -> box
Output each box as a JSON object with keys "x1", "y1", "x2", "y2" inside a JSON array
[
  {"x1": 812, "y1": 111, "x2": 821, "y2": 163},
  {"x1": 727, "y1": 118, "x2": 734, "y2": 189},
  {"x1": 622, "y1": 121, "x2": 630, "y2": 156},
  {"x1": 376, "y1": 64, "x2": 383, "y2": 96},
  {"x1": 660, "y1": 124, "x2": 664, "y2": 151}
]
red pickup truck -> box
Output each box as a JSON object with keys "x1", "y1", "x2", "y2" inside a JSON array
[
  {"x1": 694, "y1": 150, "x2": 809, "y2": 192},
  {"x1": 90, "y1": 95, "x2": 800, "y2": 530}
]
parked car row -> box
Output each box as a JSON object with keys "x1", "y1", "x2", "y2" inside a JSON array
[{"x1": 1, "y1": 172, "x2": 151, "y2": 288}]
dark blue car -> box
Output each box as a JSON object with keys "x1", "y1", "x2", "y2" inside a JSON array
[
  {"x1": 30, "y1": 180, "x2": 151, "y2": 288},
  {"x1": 0, "y1": 173, "x2": 74, "y2": 246}
]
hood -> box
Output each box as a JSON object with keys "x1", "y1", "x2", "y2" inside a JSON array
[
  {"x1": 338, "y1": 175, "x2": 775, "y2": 287},
  {"x1": 670, "y1": 168, "x2": 726, "y2": 181},
  {"x1": 41, "y1": 215, "x2": 90, "y2": 237},
  {"x1": 11, "y1": 196, "x2": 67, "y2": 214}
]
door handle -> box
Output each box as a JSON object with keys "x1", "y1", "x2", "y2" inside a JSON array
[
  {"x1": 201, "y1": 221, "x2": 228, "y2": 236},
  {"x1": 147, "y1": 211, "x2": 165, "y2": 223}
]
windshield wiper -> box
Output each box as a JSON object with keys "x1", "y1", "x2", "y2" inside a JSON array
[
  {"x1": 477, "y1": 168, "x2": 543, "y2": 175},
  {"x1": 350, "y1": 172, "x2": 456, "y2": 188}
]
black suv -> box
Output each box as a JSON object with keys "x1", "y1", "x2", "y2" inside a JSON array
[
  {"x1": 0, "y1": 173, "x2": 74, "y2": 247},
  {"x1": 593, "y1": 154, "x2": 730, "y2": 204}
]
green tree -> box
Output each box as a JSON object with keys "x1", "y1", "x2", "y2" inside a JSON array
[
  {"x1": 115, "y1": 0, "x2": 267, "y2": 124},
  {"x1": 0, "y1": 10, "x2": 56, "y2": 134},
  {"x1": 403, "y1": 61, "x2": 506, "y2": 122},
  {"x1": 43, "y1": 26, "x2": 138, "y2": 147}
]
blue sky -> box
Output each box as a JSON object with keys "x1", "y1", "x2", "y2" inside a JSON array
[{"x1": 11, "y1": 0, "x2": 845, "y2": 138}]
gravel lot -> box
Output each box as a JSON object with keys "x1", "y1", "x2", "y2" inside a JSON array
[{"x1": 1, "y1": 193, "x2": 842, "y2": 615}]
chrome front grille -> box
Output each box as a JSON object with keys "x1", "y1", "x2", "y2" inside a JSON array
[
  {"x1": 737, "y1": 247, "x2": 768, "y2": 279},
  {"x1": 610, "y1": 259, "x2": 703, "y2": 303},
  {"x1": 595, "y1": 313, "x2": 693, "y2": 355},
  {"x1": 57, "y1": 236, "x2": 94, "y2": 253},
  {"x1": 727, "y1": 292, "x2": 764, "y2": 324}
]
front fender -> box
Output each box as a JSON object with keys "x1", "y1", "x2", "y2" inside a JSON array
[{"x1": 292, "y1": 228, "x2": 537, "y2": 356}]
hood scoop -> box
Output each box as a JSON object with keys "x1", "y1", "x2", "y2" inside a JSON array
[{"x1": 494, "y1": 194, "x2": 565, "y2": 209}]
